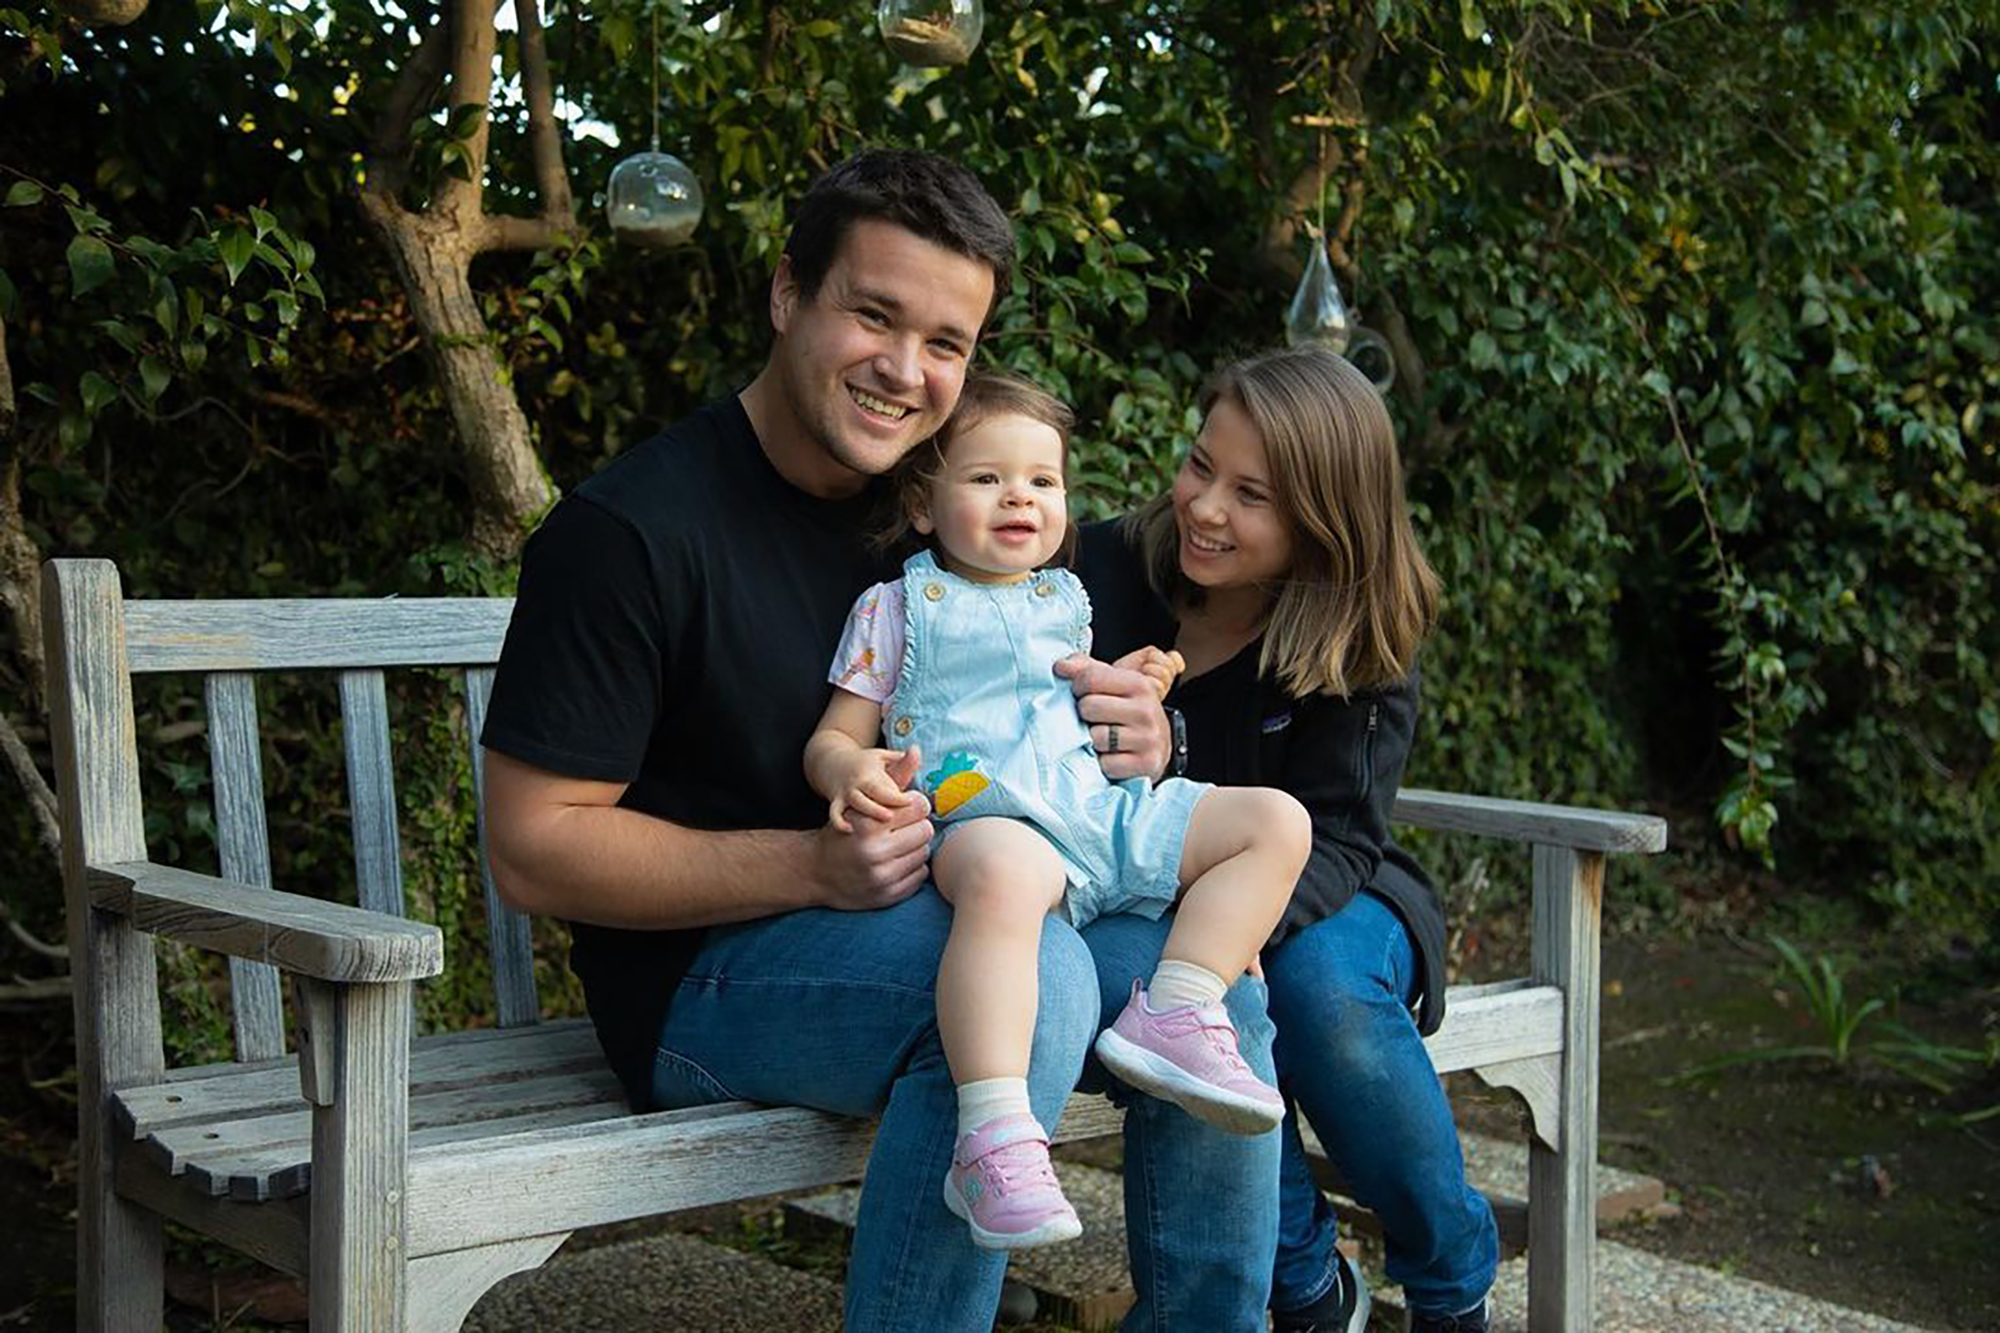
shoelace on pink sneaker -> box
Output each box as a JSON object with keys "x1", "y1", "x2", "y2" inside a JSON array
[
  {"x1": 978, "y1": 1140, "x2": 1062, "y2": 1196},
  {"x1": 1152, "y1": 1003, "x2": 1257, "y2": 1078}
]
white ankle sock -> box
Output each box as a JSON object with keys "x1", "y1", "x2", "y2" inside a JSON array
[
  {"x1": 1145, "y1": 959, "x2": 1228, "y2": 1011},
  {"x1": 956, "y1": 1076, "x2": 1034, "y2": 1140}
]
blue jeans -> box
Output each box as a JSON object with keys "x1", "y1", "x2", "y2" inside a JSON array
[
  {"x1": 651, "y1": 889, "x2": 1280, "y2": 1333},
  {"x1": 1264, "y1": 892, "x2": 1498, "y2": 1319}
]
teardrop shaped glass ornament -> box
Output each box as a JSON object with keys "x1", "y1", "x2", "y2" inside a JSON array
[
  {"x1": 605, "y1": 151, "x2": 704, "y2": 249},
  {"x1": 1284, "y1": 238, "x2": 1352, "y2": 355},
  {"x1": 878, "y1": 0, "x2": 983, "y2": 67}
]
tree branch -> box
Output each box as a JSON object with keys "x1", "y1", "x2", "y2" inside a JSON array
[
  {"x1": 0, "y1": 710, "x2": 59, "y2": 860},
  {"x1": 370, "y1": 8, "x2": 454, "y2": 202},
  {"x1": 440, "y1": 0, "x2": 501, "y2": 220},
  {"x1": 481, "y1": 214, "x2": 571, "y2": 253},
  {"x1": 513, "y1": 0, "x2": 574, "y2": 229}
]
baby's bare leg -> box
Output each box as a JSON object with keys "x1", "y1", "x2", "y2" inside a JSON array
[
  {"x1": 1166, "y1": 788, "x2": 1312, "y2": 980},
  {"x1": 933, "y1": 818, "x2": 1070, "y2": 1083}
]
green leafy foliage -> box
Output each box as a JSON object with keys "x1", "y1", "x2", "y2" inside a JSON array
[{"x1": 0, "y1": 1, "x2": 1993, "y2": 1046}]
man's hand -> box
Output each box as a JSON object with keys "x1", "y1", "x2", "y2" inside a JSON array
[
  {"x1": 1055, "y1": 653, "x2": 1172, "y2": 782},
  {"x1": 813, "y1": 748, "x2": 934, "y2": 910}
]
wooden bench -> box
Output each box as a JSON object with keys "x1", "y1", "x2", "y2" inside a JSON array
[{"x1": 44, "y1": 557, "x2": 1667, "y2": 1332}]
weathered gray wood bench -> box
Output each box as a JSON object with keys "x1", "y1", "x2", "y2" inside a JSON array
[{"x1": 44, "y1": 558, "x2": 1666, "y2": 1332}]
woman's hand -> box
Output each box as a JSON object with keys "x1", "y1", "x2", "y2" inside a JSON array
[{"x1": 1056, "y1": 654, "x2": 1172, "y2": 782}]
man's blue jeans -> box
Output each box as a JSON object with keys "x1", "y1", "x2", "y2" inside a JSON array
[
  {"x1": 1264, "y1": 891, "x2": 1498, "y2": 1319},
  {"x1": 650, "y1": 889, "x2": 1281, "y2": 1332}
]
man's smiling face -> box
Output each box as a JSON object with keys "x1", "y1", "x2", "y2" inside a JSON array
[{"x1": 765, "y1": 218, "x2": 997, "y2": 493}]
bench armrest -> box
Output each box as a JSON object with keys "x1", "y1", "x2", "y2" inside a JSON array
[
  {"x1": 87, "y1": 861, "x2": 444, "y2": 983},
  {"x1": 1392, "y1": 789, "x2": 1667, "y2": 855}
]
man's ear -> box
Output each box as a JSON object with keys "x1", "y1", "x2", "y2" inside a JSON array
[{"x1": 770, "y1": 255, "x2": 800, "y2": 334}]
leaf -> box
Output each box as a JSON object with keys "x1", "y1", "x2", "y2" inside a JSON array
[
  {"x1": 1459, "y1": 0, "x2": 1486, "y2": 42},
  {"x1": 66, "y1": 235, "x2": 115, "y2": 296},
  {"x1": 217, "y1": 227, "x2": 254, "y2": 285},
  {"x1": 4, "y1": 180, "x2": 42, "y2": 207},
  {"x1": 139, "y1": 355, "x2": 172, "y2": 403},
  {"x1": 1467, "y1": 330, "x2": 1500, "y2": 370},
  {"x1": 250, "y1": 205, "x2": 277, "y2": 240},
  {"x1": 80, "y1": 369, "x2": 119, "y2": 416}
]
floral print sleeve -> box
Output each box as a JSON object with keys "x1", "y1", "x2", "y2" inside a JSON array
[{"x1": 826, "y1": 580, "x2": 907, "y2": 703}]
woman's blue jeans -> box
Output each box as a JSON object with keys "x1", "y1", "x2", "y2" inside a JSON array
[
  {"x1": 1264, "y1": 891, "x2": 1498, "y2": 1319},
  {"x1": 650, "y1": 889, "x2": 1281, "y2": 1333}
]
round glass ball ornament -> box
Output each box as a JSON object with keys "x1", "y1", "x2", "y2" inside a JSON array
[
  {"x1": 605, "y1": 151, "x2": 704, "y2": 249},
  {"x1": 878, "y1": 0, "x2": 983, "y2": 67}
]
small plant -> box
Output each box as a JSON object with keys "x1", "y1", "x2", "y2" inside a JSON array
[{"x1": 1668, "y1": 935, "x2": 1984, "y2": 1093}]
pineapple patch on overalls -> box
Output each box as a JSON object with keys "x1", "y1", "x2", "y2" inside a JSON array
[
  {"x1": 925, "y1": 751, "x2": 991, "y2": 816},
  {"x1": 879, "y1": 550, "x2": 1212, "y2": 930}
]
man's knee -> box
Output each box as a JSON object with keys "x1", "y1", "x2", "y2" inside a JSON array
[{"x1": 1030, "y1": 919, "x2": 1098, "y2": 1055}]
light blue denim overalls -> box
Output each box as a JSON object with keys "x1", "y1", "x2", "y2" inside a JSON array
[{"x1": 885, "y1": 550, "x2": 1212, "y2": 928}]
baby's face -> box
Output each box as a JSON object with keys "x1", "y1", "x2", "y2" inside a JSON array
[{"x1": 916, "y1": 413, "x2": 1068, "y2": 583}]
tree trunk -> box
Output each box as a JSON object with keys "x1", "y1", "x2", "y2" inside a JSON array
[
  {"x1": 357, "y1": 195, "x2": 555, "y2": 559},
  {"x1": 0, "y1": 311, "x2": 45, "y2": 712}
]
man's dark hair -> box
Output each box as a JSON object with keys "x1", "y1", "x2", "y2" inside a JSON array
[{"x1": 784, "y1": 149, "x2": 1015, "y2": 317}]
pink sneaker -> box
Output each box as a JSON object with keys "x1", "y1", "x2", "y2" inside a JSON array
[
  {"x1": 1093, "y1": 980, "x2": 1284, "y2": 1135},
  {"x1": 942, "y1": 1113, "x2": 1082, "y2": 1250}
]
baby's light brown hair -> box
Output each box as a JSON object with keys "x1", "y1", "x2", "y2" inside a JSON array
[{"x1": 877, "y1": 370, "x2": 1080, "y2": 567}]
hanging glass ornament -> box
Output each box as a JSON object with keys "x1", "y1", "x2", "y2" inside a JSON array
[
  {"x1": 1285, "y1": 237, "x2": 1352, "y2": 355},
  {"x1": 878, "y1": 0, "x2": 983, "y2": 67},
  {"x1": 1284, "y1": 236, "x2": 1396, "y2": 393},
  {"x1": 606, "y1": 151, "x2": 704, "y2": 248},
  {"x1": 1341, "y1": 327, "x2": 1397, "y2": 394},
  {"x1": 605, "y1": 0, "x2": 705, "y2": 248}
]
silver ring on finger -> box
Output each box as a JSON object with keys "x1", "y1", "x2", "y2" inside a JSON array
[{"x1": 1106, "y1": 724, "x2": 1121, "y2": 754}]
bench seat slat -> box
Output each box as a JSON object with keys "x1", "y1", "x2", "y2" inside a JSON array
[
  {"x1": 117, "y1": 1020, "x2": 603, "y2": 1138},
  {"x1": 116, "y1": 986, "x2": 1555, "y2": 1210},
  {"x1": 159, "y1": 1068, "x2": 630, "y2": 1200}
]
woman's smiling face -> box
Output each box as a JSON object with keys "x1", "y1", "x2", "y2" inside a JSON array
[{"x1": 1172, "y1": 395, "x2": 1295, "y2": 593}]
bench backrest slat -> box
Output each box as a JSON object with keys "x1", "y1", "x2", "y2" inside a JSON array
[
  {"x1": 123, "y1": 599, "x2": 515, "y2": 673},
  {"x1": 204, "y1": 671, "x2": 287, "y2": 1061},
  {"x1": 338, "y1": 669, "x2": 405, "y2": 920},
  {"x1": 463, "y1": 667, "x2": 538, "y2": 1026}
]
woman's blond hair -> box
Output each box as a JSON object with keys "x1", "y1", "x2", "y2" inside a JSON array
[{"x1": 1128, "y1": 345, "x2": 1440, "y2": 698}]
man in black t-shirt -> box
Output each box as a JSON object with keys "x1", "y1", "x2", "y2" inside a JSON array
[{"x1": 480, "y1": 150, "x2": 1282, "y2": 1332}]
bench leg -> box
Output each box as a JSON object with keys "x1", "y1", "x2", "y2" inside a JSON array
[
  {"x1": 306, "y1": 978, "x2": 413, "y2": 1332},
  {"x1": 78, "y1": 1144, "x2": 165, "y2": 1332},
  {"x1": 1528, "y1": 846, "x2": 1603, "y2": 1333}
]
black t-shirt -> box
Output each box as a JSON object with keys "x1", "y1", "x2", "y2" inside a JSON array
[{"x1": 481, "y1": 396, "x2": 894, "y2": 1105}]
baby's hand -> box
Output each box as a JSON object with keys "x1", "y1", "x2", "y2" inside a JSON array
[
  {"x1": 829, "y1": 747, "x2": 923, "y2": 833},
  {"x1": 1118, "y1": 646, "x2": 1186, "y2": 701}
]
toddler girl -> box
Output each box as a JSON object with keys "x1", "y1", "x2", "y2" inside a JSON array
[{"x1": 805, "y1": 371, "x2": 1310, "y2": 1250}]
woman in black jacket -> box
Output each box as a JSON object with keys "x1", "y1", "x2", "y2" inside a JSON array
[{"x1": 1075, "y1": 345, "x2": 1498, "y2": 1333}]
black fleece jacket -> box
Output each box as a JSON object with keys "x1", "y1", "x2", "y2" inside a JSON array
[{"x1": 1074, "y1": 519, "x2": 1450, "y2": 1036}]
